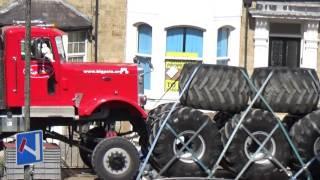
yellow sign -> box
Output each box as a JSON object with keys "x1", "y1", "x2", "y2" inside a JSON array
[
  {"x1": 165, "y1": 79, "x2": 179, "y2": 92},
  {"x1": 164, "y1": 59, "x2": 199, "y2": 92},
  {"x1": 165, "y1": 52, "x2": 198, "y2": 58}
]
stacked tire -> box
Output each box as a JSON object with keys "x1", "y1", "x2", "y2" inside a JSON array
[
  {"x1": 179, "y1": 64, "x2": 250, "y2": 113},
  {"x1": 146, "y1": 64, "x2": 320, "y2": 179},
  {"x1": 290, "y1": 110, "x2": 320, "y2": 179},
  {"x1": 149, "y1": 106, "x2": 222, "y2": 177},
  {"x1": 251, "y1": 67, "x2": 319, "y2": 114}
]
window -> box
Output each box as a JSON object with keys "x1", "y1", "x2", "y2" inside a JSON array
[
  {"x1": 55, "y1": 36, "x2": 66, "y2": 62},
  {"x1": 217, "y1": 27, "x2": 230, "y2": 65},
  {"x1": 21, "y1": 38, "x2": 53, "y2": 61},
  {"x1": 67, "y1": 31, "x2": 87, "y2": 62},
  {"x1": 166, "y1": 27, "x2": 203, "y2": 58},
  {"x1": 138, "y1": 24, "x2": 152, "y2": 55},
  {"x1": 137, "y1": 24, "x2": 152, "y2": 90}
]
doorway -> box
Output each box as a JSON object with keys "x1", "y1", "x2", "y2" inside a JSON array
[{"x1": 268, "y1": 37, "x2": 301, "y2": 68}]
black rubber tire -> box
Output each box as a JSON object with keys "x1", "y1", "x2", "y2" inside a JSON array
[
  {"x1": 251, "y1": 67, "x2": 320, "y2": 114},
  {"x1": 92, "y1": 137, "x2": 140, "y2": 180},
  {"x1": 213, "y1": 111, "x2": 234, "y2": 130},
  {"x1": 79, "y1": 127, "x2": 105, "y2": 168},
  {"x1": 290, "y1": 110, "x2": 320, "y2": 179},
  {"x1": 221, "y1": 109, "x2": 290, "y2": 179},
  {"x1": 141, "y1": 103, "x2": 182, "y2": 155},
  {"x1": 149, "y1": 106, "x2": 222, "y2": 177},
  {"x1": 282, "y1": 114, "x2": 304, "y2": 131},
  {"x1": 179, "y1": 64, "x2": 250, "y2": 113}
]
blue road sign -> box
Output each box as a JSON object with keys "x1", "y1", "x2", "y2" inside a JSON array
[{"x1": 16, "y1": 130, "x2": 43, "y2": 165}]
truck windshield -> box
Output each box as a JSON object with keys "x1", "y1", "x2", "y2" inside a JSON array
[{"x1": 55, "y1": 36, "x2": 66, "y2": 61}]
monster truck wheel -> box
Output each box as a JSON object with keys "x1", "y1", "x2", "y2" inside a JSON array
[
  {"x1": 282, "y1": 114, "x2": 304, "y2": 131},
  {"x1": 179, "y1": 64, "x2": 250, "y2": 113},
  {"x1": 92, "y1": 137, "x2": 140, "y2": 180},
  {"x1": 213, "y1": 111, "x2": 234, "y2": 130},
  {"x1": 252, "y1": 67, "x2": 319, "y2": 114},
  {"x1": 221, "y1": 109, "x2": 290, "y2": 179},
  {"x1": 79, "y1": 127, "x2": 105, "y2": 168},
  {"x1": 290, "y1": 110, "x2": 320, "y2": 179},
  {"x1": 141, "y1": 103, "x2": 182, "y2": 155},
  {"x1": 149, "y1": 107, "x2": 222, "y2": 177}
]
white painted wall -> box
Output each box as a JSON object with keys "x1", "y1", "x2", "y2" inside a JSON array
[
  {"x1": 253, "y1": 19, "x2": 270, "y2": 68},
  {"x1": 126, "y1": 0, "x2": 243, "y2": 109},
  {"x1": 301, "y1": 21, "x2": 319, "y2": 69},
  {"x1": 253, "y1": 19, "x2": 319, "y2": 69}
]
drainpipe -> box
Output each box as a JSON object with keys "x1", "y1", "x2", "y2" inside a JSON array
[
  {"x1": 94, "y1": 0, "x2": 99, "y2": 63},
  {"x1": 243, "y1": 0, "x2": 252, "y2": 70}
]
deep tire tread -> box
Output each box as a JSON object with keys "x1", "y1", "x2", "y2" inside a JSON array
[
  {"x1": 252, "y1": 67, "x2": 320, "y2": 114},
  {"x1": 179, "y1": 64, "x2": 250, "y2": 113}
]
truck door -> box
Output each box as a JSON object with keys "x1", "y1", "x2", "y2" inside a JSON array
[{"x1": 20, "y1": 38, "x2": 58, "y2": 104}]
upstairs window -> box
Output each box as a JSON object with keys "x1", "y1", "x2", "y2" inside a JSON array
[
  {"x1": 137, "y1": 24, "x2": 152, "y2": 90},
  {"x1": 67, "y1": 31, "x2": 87, "y2": 62},
  {"x1": 166, "y1": 27, "x2": 203, "y2": 58},
  {"x1": 138, "y1": 24, "x2": 152, "y2": 55},
  {"x1": 217, "y1": 27, "x2": 231, "y2": 65}
]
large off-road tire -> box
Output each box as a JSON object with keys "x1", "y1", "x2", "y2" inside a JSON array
[
  {"x1": 147, "y1": 103, "x2": 182, "y2": 131},
  {"x1": 213, "y1": 111, "x2": 234, "y2": 130},
  {"x1": 179, "y1": 64, "x2": 250, "y2": 113},
  {"x1": 141, "y1": 102, "x2": 183, "y2": 170},
  {"x1": 92, "y1": 137, "x2": 140, "y2": 180},
  {"x1": 251, "y1": 67, "x2": 320, "y2": 114},
  {"x1": 290, "y1": 110, "x2": 320, "y2": 179},
  {"x1": 221, "y1": 109, "x2": 290, "y2": 179},
  {"x1": 79, "y1": 127, "x2": 105, "y2": 168},
  {"x1": 141, "y1": 103, "x2": 182, "y2": 156},
  {"x1": 149, "y1": 106, "x2": 222, "y2": 177},
  {"x1": 282, "y1": 114, "x2": 304, "y2": 131}
]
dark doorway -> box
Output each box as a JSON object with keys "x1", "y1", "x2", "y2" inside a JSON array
[{"x1": 269, "y1": 37, "x2": 301, "y2": 68}]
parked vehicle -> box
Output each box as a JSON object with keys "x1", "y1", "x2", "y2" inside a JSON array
[{"x1": 0, "y1": 25, "x2": 148, "y2": 180}]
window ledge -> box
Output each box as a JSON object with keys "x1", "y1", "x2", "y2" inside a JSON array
[
  {"x1": 136, "y1": 53, "x2": 152, "y2": 58},
  {"x1": 165, "y1": 56, "x2": 202, "y2": 61}
]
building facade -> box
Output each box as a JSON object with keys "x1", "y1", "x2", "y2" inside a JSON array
[
  {"x1": 241, "y1": 0, "x2": 320, "y2": 76},
  {"x1": 0, "y1": 0, "x2": 127, "y2": 63},
  {"x1": 126, "y1": 0, "x2": 243, "y2": 109}
]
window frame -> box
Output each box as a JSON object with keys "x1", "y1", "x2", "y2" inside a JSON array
[
  {"x1": 136, "y1": 24, "x2": 153, "y2": 90},
  {"x1": 21, "y1": 38, "x2": 53, "y2": 61},
  {"x1": 165, "y1": 26, "x2": 203, "y2": 61},
  {"x1": 67, "y1": 31, "x2": 88, "y2": 62},
  {"x1": 217, "y1": 26, "x2": 233, "y2": 65}
]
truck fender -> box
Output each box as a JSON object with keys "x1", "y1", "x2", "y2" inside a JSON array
[{"x1": 78, "y1": 96, "x2": 147, "y2": 120}]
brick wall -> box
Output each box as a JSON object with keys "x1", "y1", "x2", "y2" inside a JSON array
[{"x1": 66, "y1": 0, "x2": 127, "y2": 62}]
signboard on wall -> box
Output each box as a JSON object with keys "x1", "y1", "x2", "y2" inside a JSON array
[{"x1": 165, "y1": 59, "x2": 199, "y2": 92}]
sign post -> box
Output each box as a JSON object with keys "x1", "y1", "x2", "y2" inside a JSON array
[
  {"x1": 24, "y1": 0, "x2": 32, "y2": 179},
  {"x1": 16, "y1": 130, "x2": 44, "y2": 179}
]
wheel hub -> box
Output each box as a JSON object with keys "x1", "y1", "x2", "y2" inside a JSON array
[
  {"x1": 103, "y1": 148, "x2": 130, "y2": 175},
  {"x1": 244, "y1": 131, "x2": 276, "y2": 165},
  {"x1": 173, "y1": 130, "x2": 206, "y2": 164}
]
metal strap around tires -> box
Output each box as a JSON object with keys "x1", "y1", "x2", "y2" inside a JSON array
[
  {"x1": 153, "y1": 177, "x2": 234, "y2": 180},
  {"x1": 307, "y1": 69, "x2": 320, "y2": 93},
  {"x1": 156, "y1": 120, "x2": 210, "y2": 177},
  {"x1": 207, "y1": 70, "x2": 274, "y2": 178},
  {"x1": 244, "y1": 69, "x2": 313, "y2": 179},
  {"x1": 136, "y1": 64, "x2": 202, "y2": 180},
  {"x1": 291, "y1": 155, "x2": 319, "y2": 180},
  {"x1": 235, "y1": 123, "x2": 280, "y2": 179},
  {"x1": 240, "y1": 125, "x2": 291, "y2": 176}
]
